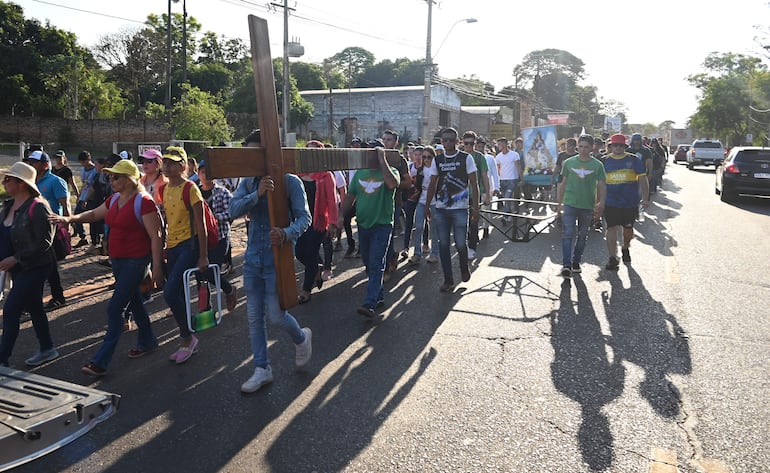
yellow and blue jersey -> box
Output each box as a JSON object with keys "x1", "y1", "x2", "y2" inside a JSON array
[{"x1": 604, "y1": 153, "x2": 646, "y2": 208}]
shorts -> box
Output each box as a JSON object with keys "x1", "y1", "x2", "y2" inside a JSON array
[{"x1": 604, "y1": 206, "x2": 638, "y2": 228}]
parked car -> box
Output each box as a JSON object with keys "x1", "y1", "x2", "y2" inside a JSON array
[
  {"x1": 673, "y1": 144, "x2": 690, "y2": 163},
  {"x1": 687, "y1": 140, "x2": 725, "y2": 169},
  {"x1": 715, "y1": 147, "x2": 770, "y2": 202}
]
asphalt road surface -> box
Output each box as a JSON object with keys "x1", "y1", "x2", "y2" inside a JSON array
[{"x1": 9, "y1": 162, "x2": 769, "y2": 472}]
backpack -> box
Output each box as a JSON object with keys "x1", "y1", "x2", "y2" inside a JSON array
[
  {"x1": 161, "y1": 180, "x2": 220, "y2": 249},
  {"x1": 29, "y1": 199, "x2": 71, "y2": 261},
  {"x1": 108, "y1": 192, "x2": 166, "y2": 248}
]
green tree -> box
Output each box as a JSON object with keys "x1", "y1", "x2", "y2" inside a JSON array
[
  {"x1": 513, "y1": 49, "x2": 585, "y2": 90},
  {"x1": 171, "y1": 83, "x2": 232, "y2": 143},
  {"x1": 688, "y1": 52, "x2": 767, "y2": 145},
  {"x1": 291, "y1": 61, "x2": 327, "y2": 90},
  {"x1": 325, "y1": 47, "x2": 375, "y2": 87}
]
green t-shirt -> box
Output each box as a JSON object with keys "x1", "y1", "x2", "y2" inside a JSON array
[
  {"x1": 349, "y1": 167, "x2": 399, "y2": 229},
  {"x1": 469, "y1": 150, "x2": 489, "y2": 194},
  {"x1": 560, "y1": 156, "x2": 606, "y2": 210}
]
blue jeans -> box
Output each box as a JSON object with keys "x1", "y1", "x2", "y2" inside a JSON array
[
  {"x1": 561, "y1": 205, "x2": 594, "y2": 267},
  {"x1": 91, "y1": 256, "x2": 157, "y2": 369},
  {"x1": 164, "y1": 239, "x2": 199, "y2": 340},
  {"x1": 432, "y1": 208, "x2": 469, "y2": 282},
  {"x1": 499, "y1": 179, "x2": 520, "y2": 213},
  {"x1": 358, "y1": 224, "x2": 392, "y2": 309},
  {"x1": 295, "y1": 228, "x2": 324, "y2": 292},
  {"x1": 413, "y1": 202, "x2": 439, "y2": 258},
  {"x1": 243, "y1": 262, "x2": 305, "y2": 369},
  {"x1": 0, "y1": 264, "x2": 54, "y2": 364},
  {"x1": 402, "y1": 200, "x2": 418, "y2": 250}
]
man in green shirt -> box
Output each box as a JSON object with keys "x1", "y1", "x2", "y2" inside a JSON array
[
  {"x1": 556, "y1": 134, "x2": 607, "y2": 278},
  {"x1": 462, "y1": 131, "x2": 490, "y2": 259},
  {"x1": 338, "y1": 142, "x2": 399, "y2": 318}
]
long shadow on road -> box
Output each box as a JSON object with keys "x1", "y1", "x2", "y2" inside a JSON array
[{"x1": 551, "y1": 277, "x2": 625, "y2": 471}]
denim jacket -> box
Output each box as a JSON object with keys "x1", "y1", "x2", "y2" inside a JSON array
[
  {"x1": 230, "y1": 174, "x2": 310, "y2": 269},
  {"x1": 1, "y1": 197, "x2": 55, "y2": 271}
]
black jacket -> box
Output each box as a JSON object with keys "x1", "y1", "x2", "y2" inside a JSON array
[{"x1": 2, "y1": 197, "x2": 55, "y2": 271}]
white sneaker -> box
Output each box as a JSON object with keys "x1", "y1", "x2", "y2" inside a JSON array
[
  {"x1": 467, "y1": 248, "x2": 476, "y2": 259},
  {"x1": 241, "y1": 366, "x2": 274, "y2": 393},
  {"x1": 295, "y1": 328, "x2": 312, "y2": 368}
]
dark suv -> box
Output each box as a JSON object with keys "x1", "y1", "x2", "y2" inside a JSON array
[{"x1": 715, "y1": 147, "x2": 770, "y2": 202}]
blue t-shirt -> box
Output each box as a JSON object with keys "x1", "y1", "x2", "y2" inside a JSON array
[
  {"x1": 80, "y1": 166, "x2": 98, "y2": 202},
  {"x1": 37, "y1": 170, "x2": 69, "y2": 215},
  {"x1": 603, "y1": 153, "x2": 646, "y2": 208}
]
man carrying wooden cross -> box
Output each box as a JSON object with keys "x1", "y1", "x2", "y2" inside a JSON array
[{"x1": 229, "y1": 129, "x2": 314, "y2": 393}]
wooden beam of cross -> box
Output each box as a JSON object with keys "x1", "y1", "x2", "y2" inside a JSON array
[{"x1": 205, "y1": 15, "x2": 402, "y2": 310}]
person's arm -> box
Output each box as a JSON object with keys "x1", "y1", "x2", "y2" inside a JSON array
[
  {"x1": 481, "y1": 169, "x2": 491, "y2": 205},
  {"x1": 595, "y1": 180, "x2": 606, "y2": 218},
  {"x1": 424, "y1": 175, "x2": 439, "y2": 219},
  {"x1": 379, "y1": 149, "x2": 399, "y2": 190},
  {"x1": 142, "y1": 208, "x2": 164, "y2": 287},
  {"x1": 53, "y1": 200, "x2": 108, "y2": 224},
  {"x1": 556, "y1": 171, "x2": 568, "y2": 214},
  {"x1": 468, "y1": 172, "x2": 480, "y2": 223},
  {"x1": 397, "y1": 157, "x2": 411, "y2": 190},
  {"x1": 58, "y1": 197, "x2": 71, "y2": 217},
  {"x1": 337, "y1": 192, "x2": 355, "y2": 230},
  {"x1": 68, "y1": 175, "x2": 79, "y2": 197},
  {"x1": 191, "y1": 201, "x2": 208, "y2": 271},
  {"x1": 639, "y1": 176, "x2": 650, "y2": 208},
  {"x1": 229, "y1": 177, "x2": 260, "y2": 219}
]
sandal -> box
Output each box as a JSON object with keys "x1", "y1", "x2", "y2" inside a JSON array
[
  {"x1": 82, "y1": 362, "x2": 107, "y2": 377},
  {"x1": 298, "y1": 292, "x2": 312, "y2": 304},
  {"x1": 315, "y1": 265, "x2": 324, "y2": 289}
]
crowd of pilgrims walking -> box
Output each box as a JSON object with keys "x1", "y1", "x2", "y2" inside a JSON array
[{"x1": 0, "y1": 127, "x2": 665, "y2": 392}]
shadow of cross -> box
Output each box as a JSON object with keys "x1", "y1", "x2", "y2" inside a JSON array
[{"x1": 204, "y1": 15, "x2": 402, "y2": 311}]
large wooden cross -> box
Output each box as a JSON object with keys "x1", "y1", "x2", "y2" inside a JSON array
[{"x1": 205, "y1": 15, "x2": 401, "y2": 310}]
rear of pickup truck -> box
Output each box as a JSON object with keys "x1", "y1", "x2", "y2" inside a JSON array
[{"x1": 687, "y1": 140, "x2": 725, "y2": 169}]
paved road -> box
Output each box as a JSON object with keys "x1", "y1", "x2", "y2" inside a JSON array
[{"x1": 10, "y1": 162, "x2": 769, "y2": 472}]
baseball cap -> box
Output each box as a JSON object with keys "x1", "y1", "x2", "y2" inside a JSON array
[
  {"x1": 163, "y1": 146, "x2": 187, "y2": 162},
  {"x1": 103, "y1": 160, "x2": 141, "y2": 180},
  {"x1": 367, "y1": 139, "x2": 385, "y2": 148},
  {"x1": 350, "y1": 137, "x2": 362, "y2": 145},
  {"x1": 119, "y1": 150, "x2": 129, "y2": 160},
  {"x1": 25, "y1": 150, "x2": 50, "y2": 163},
  {"x1": 54, "y1": 149, "x2": 66, "y2": 158}
]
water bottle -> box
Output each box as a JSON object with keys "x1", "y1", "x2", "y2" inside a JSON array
[
  {"x1": 194, "y1": 309, "x2": 217, "y2": 331},
  {"x1": 197, "y1": 282, "x2": 211, "y2": 311}
]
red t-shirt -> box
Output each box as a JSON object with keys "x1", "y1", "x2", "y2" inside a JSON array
[{"x1": 105, "y1": 193, "x2": 157, "y2": 259}]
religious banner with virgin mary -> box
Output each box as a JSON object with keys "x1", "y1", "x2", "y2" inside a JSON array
[{"x1": 521, "y1": 125, "x2": 558, "y2": 186}]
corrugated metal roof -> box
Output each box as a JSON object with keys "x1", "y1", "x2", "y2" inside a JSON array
[
  {"x1": 300, "y1": 85, "x2": 425, "y2": 95},
  {"x1": 461, "y1": 106, "x2": 501, "y2": 115}
]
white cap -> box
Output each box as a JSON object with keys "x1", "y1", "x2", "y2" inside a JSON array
[{"x1": 435, "y1": 144, "x2": 444, "y2": 151}]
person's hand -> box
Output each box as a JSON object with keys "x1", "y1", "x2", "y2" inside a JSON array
[
  {"x1": 197, "y1": 255, "x2": 209, "y2": 274},
  {"x1": 556, "y1": 203, "x2": 562, "y2": 215},
  {"x1": 80, "y1": 201, "x2": 88, "y2": 209},
  {"x1": 0, "y1": 256, "x2": 17, "y2": 272},
  {"x1": 270, "y1": 227, "x2": 287, "y2": 246},
  {"x1": 641, "y1": 200, "x2": 650, "y2": 210},
  {"x1": 151, "y1": 264, "x2": 164, "y2": 288},
  {"x1": 48, "y1": 214, "x2": 68, "y2": 225},
  {"x1": 258, "y1": 176, "x2": 275, "y2": 197},
  {"x1": 425, "y1": 206, "x2": 431, "y2": 221},
  {"x1": 326, "y1": 223, "x2": 338, "y2": 238},
  {"x1": 470, "y1": 207, "x2": 479, "y2": 223}
]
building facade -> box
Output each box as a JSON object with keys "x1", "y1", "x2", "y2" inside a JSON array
[{"x1": 299, "y1": 84, "x2": 462, "y2": 145}]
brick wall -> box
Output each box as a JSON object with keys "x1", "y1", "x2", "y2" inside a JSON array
[{"x1": 0, "y1": 116, "x2": 171, "y2": 152}]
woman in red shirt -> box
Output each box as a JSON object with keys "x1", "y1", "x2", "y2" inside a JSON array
[{"x1": 52, "y1": 160, "x2": 164, "y2": 376}]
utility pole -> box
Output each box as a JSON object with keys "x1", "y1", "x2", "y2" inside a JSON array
[
  {"x1": 271, "y1": 1, "x2": 295, "y2": 144},
  {"x1": 182, "y1": 0, "x2": 187, "y2": 84},
  {"x1": 422, "y1": 0, "x2": 435, "y2": 144},
  {"x1": 165, "y1": 0, "x2": 172, "y2": 109}
]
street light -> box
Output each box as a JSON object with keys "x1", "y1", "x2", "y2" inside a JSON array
[
  {"x1": 433, "y1": 18, "x2": 477, "y2": 59},
  {"x1": 421, "y1": 13, "x2": 477, "y2": 143}
]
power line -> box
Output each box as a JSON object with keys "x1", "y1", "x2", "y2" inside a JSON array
[{"x1": 31, "y1": 0, "x2": 146, "y2": 24}]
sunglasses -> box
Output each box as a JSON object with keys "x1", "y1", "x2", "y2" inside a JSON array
[
  {"x1": 2, "y1": 176, "x2": 16, "y2": 183},
  {"x1": 440, "y1": 137, "x2": 456, "y2": 143},
  {"x1": 109, "y1": 174, "x2": 124, "y2": 181}
]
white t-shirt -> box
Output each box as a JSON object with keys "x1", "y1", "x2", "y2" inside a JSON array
[
  {"x1": 485, "y1": 154, "x2": 499, "y2": 192},
  {"x1": 495, "y1": 149, "x2": 521, "y2": 180},
  {"x1": 426, "y1": 150, "x2": 477, "y2": 210}
]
